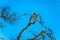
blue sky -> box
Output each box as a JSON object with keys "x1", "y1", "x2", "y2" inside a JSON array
[{"x1": 0, "y1": 0, "x2": 60, "y2": 40}]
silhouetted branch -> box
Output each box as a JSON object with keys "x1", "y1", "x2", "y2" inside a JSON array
[
  {"x1": 29, "y1": 31, "x2": 36, "y2": 36},
  {"x1": 0, "y1": 6, "x2": 55, "y2": 40},
  {"x1": 17, "y1": 13, "x2": 55, "y2": 40},
  {"x1": 0, "y1": 6, "x2": 19, "y2": 25},
  {"x1": 28, "y1": 29, "x2": 55, "y2": 40},
  {"x1": 8, "y1": 13, "x2": 20, "y2": 25},
  {"x1": 17, "y1": 13, "x2": 40, "y2": 40},
  {"x1": 17, "y1": 15, "x2": 36, "y2": 40}
]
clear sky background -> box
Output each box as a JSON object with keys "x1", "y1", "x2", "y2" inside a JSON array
[{"x1": 0, "y1": 0, "x2": 60, "y2": 40}]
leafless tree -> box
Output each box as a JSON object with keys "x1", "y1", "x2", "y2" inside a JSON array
[{"x1": 0, "y1": 6, "x2": 55, "y2": 40}]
